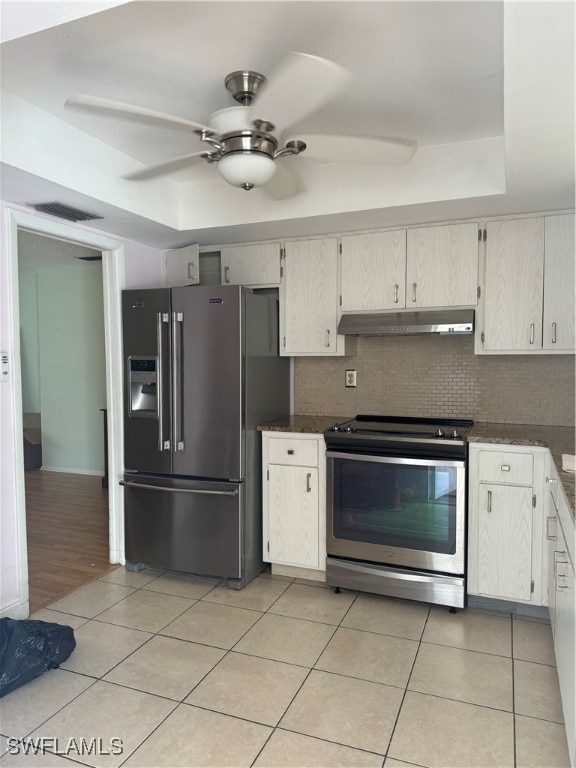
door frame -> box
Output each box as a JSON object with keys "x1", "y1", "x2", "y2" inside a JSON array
[{"x1": 5, "y1": 208, "x2": 126, "y2": 612}]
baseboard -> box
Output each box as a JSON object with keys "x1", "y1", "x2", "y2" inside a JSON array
[
  {"x1": 272, "y1": 564, "x2": 326, "y2": 582},
  {"x1": 468, "y1": 594, "x2": 550, "y2": 620},
  {"x1": 40, "y1": 467, "x2": 103, "y2": 477},
  {"x1": 0, "y1": 598, "x2": 30, "y2": 619}
]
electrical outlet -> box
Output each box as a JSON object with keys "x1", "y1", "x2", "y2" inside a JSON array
[{"x1": 345, "y1": 369, "x2": 357, "y2": 387}]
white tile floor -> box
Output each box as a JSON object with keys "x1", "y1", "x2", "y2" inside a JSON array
[{"x1": 0, "y1": 568, "x2": 571, "y2": 768}]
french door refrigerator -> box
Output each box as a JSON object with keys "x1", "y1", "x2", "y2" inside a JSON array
[{"x1": 121, "y1": 284, "x2": 289, "y2": 588}]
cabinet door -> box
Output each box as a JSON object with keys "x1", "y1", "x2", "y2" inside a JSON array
[
  {"x1": 267, "y1": 464, "x2": 319, "y2": 568},
  {"x1": 220, "y1": 243, "x2": 281, "y2": 286},
  {"x1": 165, "y1": 244, "x2": 199, "y2": 286},
  {"x1": 476, "y1": 483, "x2": 533, "y2": 601},
  {"x1": 543, "y1": 214, "x2": 575, "y2": 351},
  {"x1": 282, "y1": 238, "x2": 339, "y2": 355},
  {"x1": 406, "y1": 223, "x2": 478, "y2": 308},
  {"x1": 483, "y1": 219, "x2": 545, "y2": 351},
  {"x1": 340, "y1": 230, "x2": 406, "y2": 311}
]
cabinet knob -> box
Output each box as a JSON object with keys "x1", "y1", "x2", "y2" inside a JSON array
[
  {"x1": 287, "y1": 449, "x2": 295, "y2": 455},
  {"x1": 500, "y1": 464, "x2": 510, "y2": 472}
]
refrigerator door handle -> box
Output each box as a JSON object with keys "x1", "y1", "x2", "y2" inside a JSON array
[
  {"x1": 157, "y1": 312, "x2": 170, "y2": 451},
  {"x1": 171, "y1": 311, "x2": 185, "y2": 452},
  {"x1": 120, "y1": 480, "x2": 239, "y2": 497}
]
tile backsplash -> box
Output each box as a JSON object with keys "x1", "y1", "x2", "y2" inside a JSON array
[{"x1": 294, "y1": 335, "x2": 575, "y2": 427}]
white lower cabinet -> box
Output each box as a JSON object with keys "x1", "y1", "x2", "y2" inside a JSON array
[
  {"x1": 469, "y1": 441, "x2": 575, "y2": 766},
  {"x1": 547, "y1": 475, "x2": 575, "y2": 767},
  {"x1": 468, "y1": 444, "x2": 545, "y2": 605},
  {"x1": 262, "y1": 431, "x2": 326, "y2": 574},
  {"x1": 475, "y1": 483, "x2": 534, "y2": 602}
]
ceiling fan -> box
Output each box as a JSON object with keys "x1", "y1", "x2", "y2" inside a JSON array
[{"x1": 66, "y1": 52, "x2": 417, "y2": 196}]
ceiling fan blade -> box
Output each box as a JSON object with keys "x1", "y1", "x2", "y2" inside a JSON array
[
  {"x1": 261, "y1": 160, "x2": 306, "y2": 200},
  {"x1": 66, "y1": 95, "x2": 215, "y2": 134},
  {"x1": 250, "y1": 52, "x2": 354, "y2": 133},
  {"x1": 123, "y1": 151, "x2": 210, "y2": 181},
  {"x1": 291, "y1": 134, "x2": 417, "y2": 165}
]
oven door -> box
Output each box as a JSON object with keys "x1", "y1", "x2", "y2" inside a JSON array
[{"x1": 326, "y1": 451, "x2": 466, "y2": 575}]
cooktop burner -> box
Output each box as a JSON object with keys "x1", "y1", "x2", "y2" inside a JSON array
[{"x1": 326, "y1": 415, "x2": 474, "y2": 451}]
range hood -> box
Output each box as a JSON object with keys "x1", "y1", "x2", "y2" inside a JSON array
[{"x1": 337, "y1": 309, "x2": 475, "y2": 336}]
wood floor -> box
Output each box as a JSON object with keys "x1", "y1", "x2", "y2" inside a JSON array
[{"x1": 25, "y1": 470, "x2": 116, "y2": 613}]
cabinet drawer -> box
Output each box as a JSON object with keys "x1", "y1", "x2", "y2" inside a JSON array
[
  {"x1": 478, "y1": 450, "x2": 533, "y2": 485},
  {"x1": 268, "y1": 437, "x2": 318, "y2": 467}
]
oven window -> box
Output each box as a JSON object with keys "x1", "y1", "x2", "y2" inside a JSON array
[{"x1": 332, "y1": 457, "x2": 459, "y2": 555}]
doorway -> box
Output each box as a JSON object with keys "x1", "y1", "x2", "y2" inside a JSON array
[
  {"x1": 18, "y1": 231, "x2": 116, "y2": 611},
  {"x1": 3, "y1": 207, "x2": 126, "y2": 618}
]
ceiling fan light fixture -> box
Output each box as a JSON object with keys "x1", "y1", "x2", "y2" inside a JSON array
[{"x1": 217, "y1": 152, "x2": 277, "y2": 190}]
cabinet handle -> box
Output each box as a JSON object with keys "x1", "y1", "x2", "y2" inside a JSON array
[
  {"x1": 529, "y1": 323, "x2": 535, "y2": 344},
  {"x1": 224, "y1": 266, "x2": 230, "y2": 283},
  {"x1": 487, "y1": 490, "x2": 492, "y2": 513},
  {"x1": 306, "y1": 472, "x2": 312, "y2": 493},
  {"x1": 552, "y1": 322, "x2": 557, "y2": 344},
  {"x1": 546, "y1": 516, "x2": 557, "y2": 541},
  {"x1": 412, "y1": 282, "x2": 417, "y2": 303},
  {"x1": 325, "y1": 330, "x2": 331, "y2": 348},
  {"x1": 287, "y1": 449, "x2": 295, "y2": 455},
  {"x1": 556, "y1": 560, "x2": 569, "y2": 591},
  {"x1": 546, "y1": 477, "x2": 557, "y2": 484},
  {"x1": 394, "y1": 284, "x2": 399, "y2": 304},
  {"x1": 500, "y1": 464, "x2": 510, "y2": 472}
]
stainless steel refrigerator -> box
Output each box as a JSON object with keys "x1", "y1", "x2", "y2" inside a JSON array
[{"x1": 121, "y1": 284, "x2": 289, "y2": 588}]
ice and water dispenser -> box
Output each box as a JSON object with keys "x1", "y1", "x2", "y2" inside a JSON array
[{"x1": 128, "y1": 357, "x2": 157, "y2": 416}]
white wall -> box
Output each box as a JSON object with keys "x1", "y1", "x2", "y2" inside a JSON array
[
  {"x1": 0, "y1": 199, "x2": 165, "y2": 618},
  {"x1": 37, "y1": 263, "x2": 106, "y2": 473}
]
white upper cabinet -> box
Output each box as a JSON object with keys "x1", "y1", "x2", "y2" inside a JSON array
[
  {"x1": 340, "y1": 230, "x2": 407, "y2": 311},
  {"x1": 406, "y1": 223, "x2": 479, "y2": 308},
  {"x1": 480, "y1": 214, "x2": 575, "y2": 354},
  {"x1": 164, "y1": 244, "x2": 199, "y2": 286},
  {"x1": 281, "y1": 237, "x2": 351, "y2": 356},
  {"x1": 220, "y1": 242, "x2": 281, "y2": 287},
  {"x1": 543, "y1": 214, "x2": 575, "y2": 351},
  {"x1": 483, "y1": 218, "x2": 545, "y2": 351}
]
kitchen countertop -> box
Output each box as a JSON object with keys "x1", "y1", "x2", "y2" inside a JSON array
[
  {"x1": 258, "y1": 416, "x2": 575, "y2": 516},
  {"x1": 258, "y1": 415, "x2": 350, "y2": 434}
]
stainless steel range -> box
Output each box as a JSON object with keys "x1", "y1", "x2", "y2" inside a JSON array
[{"x1": 325, "y1": 415, "x2": 474, "y2": 608}]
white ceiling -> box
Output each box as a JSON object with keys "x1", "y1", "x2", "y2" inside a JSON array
[
  {"x1": 18, "y1": 229, "x2": 101, "y2": 272},
  {"x1": 0, "y1": 1, "x2": 573, "y2": 248}
]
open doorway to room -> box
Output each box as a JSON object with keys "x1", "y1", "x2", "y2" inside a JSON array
[{"x1": 18, "y1": 231, "x2": 116, "y2": 611}]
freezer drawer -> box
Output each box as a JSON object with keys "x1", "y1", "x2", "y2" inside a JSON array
[{"x1": 123, "y1": 474, "x2": 242, "y2": 580}]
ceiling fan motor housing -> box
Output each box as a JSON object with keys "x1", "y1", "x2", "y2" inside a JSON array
[{"x1": 224, "y1": 71, "x2": 267, "y2": 105}]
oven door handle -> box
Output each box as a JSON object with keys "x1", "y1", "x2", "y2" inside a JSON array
[{"x1": 326, "y1": 451, "x2": 466, "y2": 469}]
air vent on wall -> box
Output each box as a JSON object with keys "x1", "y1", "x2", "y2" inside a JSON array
[{"x1": 29, "y1": 202, "x2": 103, "y2": 222}]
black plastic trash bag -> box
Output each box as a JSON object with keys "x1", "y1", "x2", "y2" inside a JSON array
[{"x1": 0, "y1": 617, "x2": 76, "y2": 698}]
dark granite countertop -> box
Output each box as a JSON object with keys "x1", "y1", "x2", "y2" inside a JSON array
[
  {"x1": 258, "y1": 415, "x2": 350, "y2": 434},
  {"x1": 258, "y1": 416, "x2": 575, "y2": 518}
]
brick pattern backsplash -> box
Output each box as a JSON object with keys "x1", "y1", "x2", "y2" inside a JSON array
[{"x1": 294, "y1": 335, "x2": 575, "y2": 427}]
